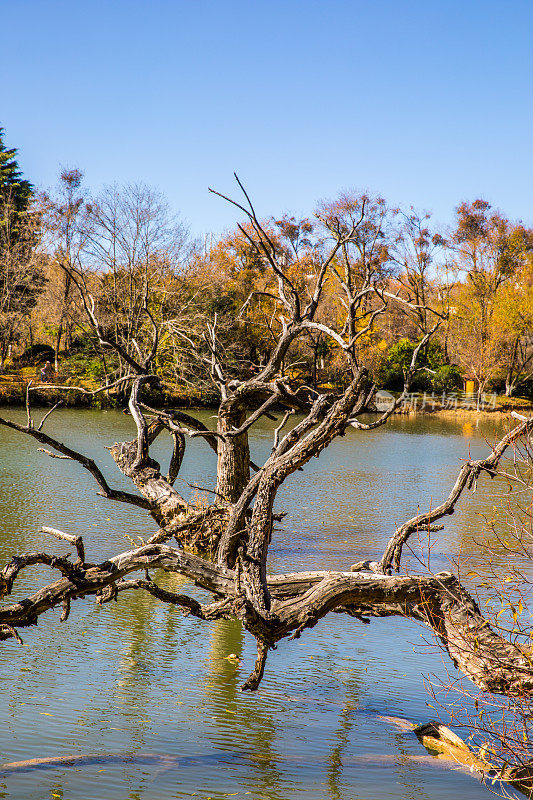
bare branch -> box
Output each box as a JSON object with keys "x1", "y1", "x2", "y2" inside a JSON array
[
  {"x1": 37, "y1": 402, "x2": 63, "y2": 431},
  {"x1": 241, "y1": 640, "x2": 269, "y2": 691},
  {"x1": 380, "y1": 416, "x2": 533, "y2": 573},
  {"x1": 0, "y1": 416, "x2": 153, "y2": 511},
  {"x1": 41, "y1": 526, "x2": 86, "y2": 565},
  {"x1": 30, "y1": 374, "x2": 135, "y2": 398}
]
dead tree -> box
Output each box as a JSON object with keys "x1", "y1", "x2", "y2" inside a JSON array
[{"x1": 1, "y1": 180, "x2": 532, "y2": 699}]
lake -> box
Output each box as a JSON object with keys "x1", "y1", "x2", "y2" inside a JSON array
[{"x1": 0, "y1": 408, "x2": 524, "y2": 800}]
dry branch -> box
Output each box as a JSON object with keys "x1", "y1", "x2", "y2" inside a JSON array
[{"x1": 381, "y1": 416, "x2": 533, "y2": 572}]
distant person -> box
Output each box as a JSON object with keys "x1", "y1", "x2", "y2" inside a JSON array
[{"x1": 40, "y1": 361, "x2": 52, "y2": 383}]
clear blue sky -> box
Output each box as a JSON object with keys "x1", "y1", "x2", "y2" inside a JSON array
[{"x1": 3, "y1": 0, "x2": 532, "y2": 237}]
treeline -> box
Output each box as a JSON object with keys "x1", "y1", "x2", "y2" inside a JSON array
[{"x1": 2, "y1": 128, "x2": 533, "y2": 403}]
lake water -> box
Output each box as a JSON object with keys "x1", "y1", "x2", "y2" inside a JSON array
[{"x1": 0, "y1": 408, "x2": 526, "y2": 800}]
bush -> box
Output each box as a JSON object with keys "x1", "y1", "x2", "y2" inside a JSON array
[
  {"x1": 64, "y1": 353, "x2": 106, "y2": 381},
  {"x1": 431, "y1": 364, "x2": 462, "y2": 393},
  {"x1": 378, "y1": 338, "x2": 461, "y2": 393}
]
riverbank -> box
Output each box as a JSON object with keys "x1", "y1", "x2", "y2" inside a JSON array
[
  {"x1": 393, "y1": 399, "x2": 533, "y2": 417},
  {"x1": 0, "y1": 372, "x2": 217, "y2": 409},
  {"x1": 1, "y1": 371, "x2": 532, "y2": 416}
]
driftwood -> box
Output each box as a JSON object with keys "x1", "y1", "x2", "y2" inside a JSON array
[
  {"x1": 0, "y1": 751, "x2": 244, "y2": 775},
  {"x1": 414, "y1": 721, "x2": 533, "y2": 798}
]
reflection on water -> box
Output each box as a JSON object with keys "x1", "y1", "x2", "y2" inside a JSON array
[{"x1": 0, "y1": 408, "x2": 525, "y2": 799}]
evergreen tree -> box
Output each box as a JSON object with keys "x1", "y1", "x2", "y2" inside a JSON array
[
  {"x1": 0, "y1": 127, "x2": 33, "y2": 240},
  {"x1": 0, "y1": 128, "x2": 44, "y2": 368}
]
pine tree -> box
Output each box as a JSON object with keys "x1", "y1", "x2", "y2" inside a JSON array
[
  {"x1": 0, "y1": 128, "x2": 44, "y2": 368},
  {"x1": 0, "y1": 127, "x2": 33, "y2": 234}
]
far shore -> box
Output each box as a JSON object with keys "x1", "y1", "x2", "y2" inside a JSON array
[
  {"x1": 396, "y1": 406, "x2": 533, "y2": 418},
  {"x1": 1, "y1": 376, "x2": 531, "y2": 419}
]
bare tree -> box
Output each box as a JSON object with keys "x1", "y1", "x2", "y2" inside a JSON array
[
  {"x1": 425, "y1": 423, "x2": 533, "y2": 795},
  {"x1": 2, "y1": 179, "x2": 532, "y2": 710},
  {"x1": 41, "y1": 169, "x2": 91, "y2": 371},
  {"x1": 390, "y1": 207, "x2": 448, "y2": 339},
  {"x1": 83, "y1": 183, "x2": 190, "y2": 377},
  {"x1": 42, "y1": 180, "x2": 191, "y2": 383}
]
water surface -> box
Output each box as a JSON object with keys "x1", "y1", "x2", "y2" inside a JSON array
[{"x1": 0, "y1": 408, "x2": 524, "y2": 799}]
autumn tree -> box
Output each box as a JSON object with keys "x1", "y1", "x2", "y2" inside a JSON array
[
  {"x1": 449, "y1": 200, "x2": 533, "y2": 407},
  {"x1": 40, "y1": 169, "x2": 90, "y2": 370},
  {"x1": 493, "y1": 244, "x2": 533, "y2": 396},
  {"x1": 390, "y1": 207, "x2": 447, "y2": 339}
]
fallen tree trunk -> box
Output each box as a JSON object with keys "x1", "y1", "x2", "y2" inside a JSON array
[{"x1": 2, "y1": 537, "x2": 532, "y2": 695}]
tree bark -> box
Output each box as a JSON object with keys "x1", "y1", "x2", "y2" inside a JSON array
[
  {"x1": 215, "y1": 400, "x2": 250, "y2": 505},
  {"x1": 2, "y1": 542, "x2": 533, "y2": 696}
]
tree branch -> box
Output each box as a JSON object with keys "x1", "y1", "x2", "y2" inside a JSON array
[
  {"x1": 380, "y1": 415, "x2": 533, "y2": 573},
  {"x1": 0, "y1": 416, "x2": 153, "y2": 510}
]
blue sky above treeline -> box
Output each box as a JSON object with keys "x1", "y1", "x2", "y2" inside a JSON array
[{"x1": 4, "y1": 0, "x2": 533, "y2": 237}]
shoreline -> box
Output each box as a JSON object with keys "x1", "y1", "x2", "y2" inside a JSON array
[
  {"x1": 396, "y1": 406, "x2": 533, "y2": 418},
  {"x1": 1, "y1": 393, "x2": 530, "y2": 419},
  {"x1": 2, "y1": 375, "x2": 532, "y2": 417}
]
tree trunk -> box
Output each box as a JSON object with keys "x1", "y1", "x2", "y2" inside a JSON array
[
  {"x1": 54, "y1": 322, "x2": 62, "y2": 373},
  {"x1": 505, "y1": 337, "x2": 520, "y2": 396},
  {"x1": 215, "y1": 401, "x2": 250, "y2": 505},
  {"x1": 312, "y1": 342, "x2": 318, "y2": 388}
]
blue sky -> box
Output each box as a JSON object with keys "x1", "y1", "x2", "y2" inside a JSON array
[{"x1": 3, "y1": 0, "x2": 532, "y2": 237}]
